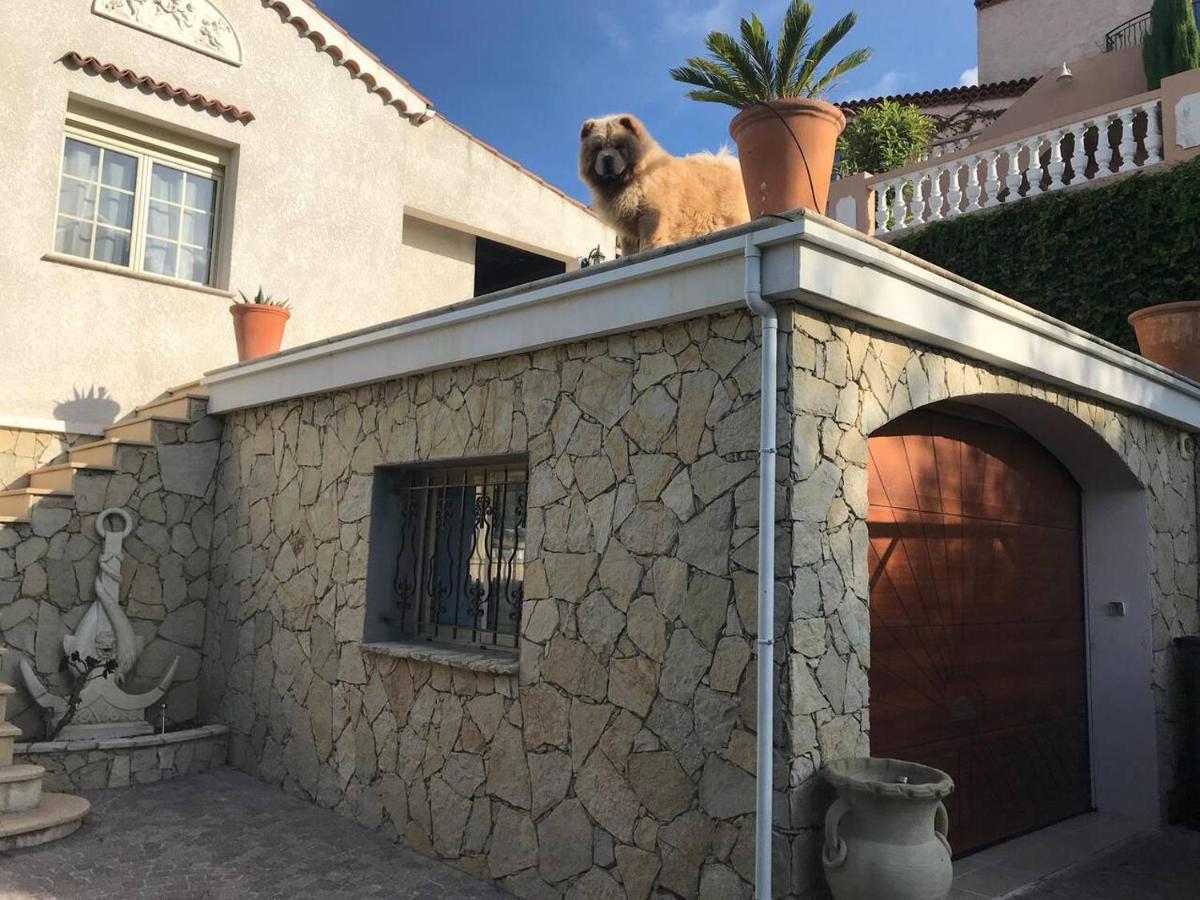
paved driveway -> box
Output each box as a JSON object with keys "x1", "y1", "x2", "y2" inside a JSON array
[
  {"x1": 0, "y1": 768, "x2": 504, "y2": 899},
  {"x1": 1011, "y1": 826, "x2": 1200, "y2": 899}
]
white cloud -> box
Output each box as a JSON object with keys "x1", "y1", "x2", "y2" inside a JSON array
[
  {"x1": 659, "y1": 0, "x2": 789, "y2": 37},
  {"x1": 958, "y1": 66, "x2": 979, "y2": 87},
  {"x1": 862, "y1": 69, "x2": 908, "y2": 99}
]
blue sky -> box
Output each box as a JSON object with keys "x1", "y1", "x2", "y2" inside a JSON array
[{"x1": 316, "y1": 0, "x2": 978, "y2": 204}]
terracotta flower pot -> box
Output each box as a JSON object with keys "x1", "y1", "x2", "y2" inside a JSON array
[
  {"x1": 1128, "y1": 301, "x2": 1200, "y2": 382},
  {"x1": 822, "y1": 758, "x2": 955, "y2": 900},
  {"x1": 230, "y1": 303, "x2": 290, "y2": 362},
  {"x1": 729, "y1": 98, "x2": 846, "y2": 218}
]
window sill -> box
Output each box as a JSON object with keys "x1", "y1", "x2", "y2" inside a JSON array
[
  {"x1": 42, "y1": 252, "x2": 235, "y2": 299},
  {"x1": 360, "y1": 640, "x2": 519, "y2": 675}
]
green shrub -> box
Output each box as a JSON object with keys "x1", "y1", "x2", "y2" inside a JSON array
[
  {"x1": 1144, "y1": 0, "x2": 1200, "y2": 89},
  {"x1": 892, "y1": 157, "x2": 1200, "y2": 350},
  {"x1": 837, "y1": 101, "x2": 936, "y2": 177}
]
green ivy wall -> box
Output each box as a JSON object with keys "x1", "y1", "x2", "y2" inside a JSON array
[{"x1": 893, "y1": 157, "x2": 1200, "y2": 350}]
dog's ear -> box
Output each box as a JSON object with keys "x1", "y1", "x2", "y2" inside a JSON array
[
  {"x1": 618, "y1": 115, "x2": 639, "y2": 135},
  {"x1": 580, "y1": 119, "x2": 596, "y2": 140}
]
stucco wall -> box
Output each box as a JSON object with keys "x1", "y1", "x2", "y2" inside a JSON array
[
  {"x1": 978, "y1": 0, "x2": 1147, "y2": 83},
  {"x1": 400, "y1": 216, "x2": 477, "y2": 316},
  {"x1": 0, "y1": 0, "x2": 611, "y2": 429}
]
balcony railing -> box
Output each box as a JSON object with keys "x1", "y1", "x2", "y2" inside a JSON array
[
  {"x1": 1106, "y1": 2, "x2": 1200, "y2": 52},
  {"x1": 869, "y1": 99, "x2": 1163, "y2": 237}
]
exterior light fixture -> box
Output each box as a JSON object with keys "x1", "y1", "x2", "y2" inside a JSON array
[
  {"x1": 580, "y1": 246, "x2": 606, "y2": 268},
  {"x1": 1056, "y1": 62, "x2": 1074, "y2": 83}
]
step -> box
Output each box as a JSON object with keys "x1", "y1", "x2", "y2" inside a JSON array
[
  {"x1": 162, "y1": 378, "x2": 208, "y2": 400},
  {"x1": 103, "y1": 415, "x2": 189, "y2": 443},
  {"x1": 0, "y1": 516, "x2": 26, "y2": 527},
  {"x1": 133, "y1": 393, "x2": 208, "y2": 420},
  {"x1": 26, "y1": 461, "x2": 114, "y2": 493},
  {"x1": 67, "y1": 438, "x2": 154, "y2": 468},
  {"x1": 0, "y1": 721, "x2": 22, "y2": 767},
  {"x1": 0, "y1": 792, "x2": 90, "y2": 851},
  {"x1": 0, "y1": 489, "x2": 71, "y2": 521},
  {"x1": 0, "y1": 765, "x2": 44, "y2": 815}
]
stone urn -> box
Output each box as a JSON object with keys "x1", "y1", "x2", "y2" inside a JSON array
[{"x1": 822, "y1": 757, "x2": 955, "y2": 900}]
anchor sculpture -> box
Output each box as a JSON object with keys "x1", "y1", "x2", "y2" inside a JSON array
[{"x1": 20, "y1": 508, "x2": 178, "y2": 739}]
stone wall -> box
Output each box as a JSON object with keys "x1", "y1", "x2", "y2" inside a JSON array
[
  {"x1": 0, "y1": 416, "x2": 221, "y2": 738},
  {"x1": 200, "y1": 309, "x2": 804, "y2": 899},
  {"x1": 198, "y1": 301, "x2": 1199, "y2": 898},
  {"x1": 782, "y1": 305, "x2": 1199, "y2": 833},
  {"x1": 0, "y1": 427, "x2": 81, "y2": 490},
  {"x1": 15, "y1": 724, "x2": 228, "y2": 792}
]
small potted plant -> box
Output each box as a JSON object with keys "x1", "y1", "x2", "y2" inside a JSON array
[
  {"x1": 670, "y1": 0, "x2": 871, "y2": 217},
  {"x1": 230, "y1": 287, "x2": 291, "y2": 362}
]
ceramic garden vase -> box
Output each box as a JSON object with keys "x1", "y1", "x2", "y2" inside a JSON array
[
  {"x1": 1128, "y1": 301, "x2": 1200, "y2": 382},
  {"x1": 822, "y1": 757, "x2": 955, "y2": 900},
  {"x1": 728, "y1": 98, "x2": 846, "y2": 217}
]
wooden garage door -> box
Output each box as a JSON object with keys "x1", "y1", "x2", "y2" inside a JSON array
[{"x1": 867, "y1": 406, "x2": 1091, "y2": 855}]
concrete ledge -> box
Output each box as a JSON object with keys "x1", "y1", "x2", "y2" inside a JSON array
[
  {"x1": 361, "y1": 641, "x2": 519, "y2": 674},
  {"x1": 15, "y1": 725, "x2": 228, "y2": 792}
]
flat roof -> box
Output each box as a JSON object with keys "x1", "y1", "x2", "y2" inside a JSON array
[{"x1": 205, "y1": 211, "x2": 1200, "y2": 433}]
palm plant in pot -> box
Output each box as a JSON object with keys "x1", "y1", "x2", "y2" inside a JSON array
[
  {"x1": 670, "y1": 0, "x2": 871, "y2": 217},
  {"x1": 230, "y1": 287, "x2": 291, "y2": 362}
]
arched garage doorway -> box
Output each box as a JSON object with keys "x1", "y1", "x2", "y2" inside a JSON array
[{"x1": 867, "y1": 402, "x2": 1094, "y2": 854}]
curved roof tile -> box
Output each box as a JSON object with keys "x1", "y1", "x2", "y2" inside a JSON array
[
  {"x1": 837, "y1": 77, "x2": 1037, "y2": 113},
  {"x1": 61, "y1": 51, "x2": 255, "y2": 124}
]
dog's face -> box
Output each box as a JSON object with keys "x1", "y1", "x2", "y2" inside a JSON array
[{"x1": 579, "y1": 115, "x2": 651, "y2": 188}]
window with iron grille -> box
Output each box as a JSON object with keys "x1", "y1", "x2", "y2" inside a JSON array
[{"x1": 365, "y1": 459, "x2": 526, "y2": 650}]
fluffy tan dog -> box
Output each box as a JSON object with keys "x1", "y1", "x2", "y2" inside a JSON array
[{"x1": 579, "y1": 114, "x2": 750, "y2": 253}]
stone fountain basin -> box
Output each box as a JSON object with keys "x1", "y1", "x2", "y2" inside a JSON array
[{"x1": 14, "y1": 724, "x2": 228, "y2": 792}]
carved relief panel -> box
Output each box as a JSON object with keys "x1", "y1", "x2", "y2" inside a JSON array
[{"x1": 92, "y1": 0, "x2": 242, "y2": 66}]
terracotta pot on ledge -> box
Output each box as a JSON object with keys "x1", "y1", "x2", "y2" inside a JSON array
[
  {"x1": 729, "y1": 98, "x2": 846, "y2": 218},
  {"x1": 230, "y1": 303, "x2": 290, "y2": 362},
  {"x1": 1128, "y1": 301, "x2": 1200, "y2": 382}
]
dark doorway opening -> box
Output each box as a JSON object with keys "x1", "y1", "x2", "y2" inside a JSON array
[{"x1": 474, "y1": 237, "x2": 566, "y2": 297}]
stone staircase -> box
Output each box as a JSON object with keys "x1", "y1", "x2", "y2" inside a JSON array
[
  {"x1": 0, "y1": 381, "x2": 209, "y2": 526},
  {"x1": 0, "y1": 651, "x2": 89, "y2": 850}
]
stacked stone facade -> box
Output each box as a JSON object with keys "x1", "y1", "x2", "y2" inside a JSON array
[
  {"x1": 195, "y1": 302, "x2": 1197, "y2": 899},
  {"x1": 16, "y1": 724, "x2": 228, "y2": 792},
  {"x1": 0, "y1": 417, "x2": 221, "y2": 737},
  {"x1": 0, "y1": 427, "x2": 80, "y2": 490},
  {"x1": 783, "y1": 306, "x2": 1199, "y2": 830}
]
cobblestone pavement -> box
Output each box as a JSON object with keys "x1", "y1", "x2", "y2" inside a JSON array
[
  {"x1": 0, "y1": 768, "x2": 505, "y2": 899},
  {"x1": 1011, "y1": 827, "x2": 1200, "y2": 899}
]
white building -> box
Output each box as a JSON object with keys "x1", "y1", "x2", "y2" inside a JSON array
[{"x1": 0, "y1": 0, "x2": 612, "y2": 483}]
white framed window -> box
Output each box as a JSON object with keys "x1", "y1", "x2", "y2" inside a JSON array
[{"x1": 53, "y1": 117, "x2": 224, "y2": 287}]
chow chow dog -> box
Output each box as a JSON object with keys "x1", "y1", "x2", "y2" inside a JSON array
[{"x1": 578, "y1": 114, "x2": 750, "y2": 253}]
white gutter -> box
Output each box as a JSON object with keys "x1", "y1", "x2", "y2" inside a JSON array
[
  {"x1": 205, "y1": 212, "x2": 1200, "y2": 433},
  {"x1": 744, "y1": 235, "x2": 777, "y2": 899}
]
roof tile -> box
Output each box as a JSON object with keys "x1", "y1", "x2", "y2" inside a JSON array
[
  {"x1": 61, "y1": 51, "x2": 254, "y2": 124},
  {"x1": 837, "y1": 77, "x2": 1037, "y2": 113}
]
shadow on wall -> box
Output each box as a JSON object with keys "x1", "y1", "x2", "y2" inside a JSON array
[{"x1": 54, "y1": 386, "x2": 121, "y2": 427}]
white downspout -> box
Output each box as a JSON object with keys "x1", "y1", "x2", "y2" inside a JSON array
[{"x1": 745, "y1": 234, "x2": 777, "y2": 899}]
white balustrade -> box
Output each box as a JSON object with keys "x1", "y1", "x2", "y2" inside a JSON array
[
  {"x1": 946, "y1": 161, "x2": 963, "y2": 217},
  {"x1": 1047, "y1": 130, "x2": 1066, "y2": 189},
  {"x1": 984, "y1": 152, "x2": 1001, "y2": 208},
  {"x1": 1069, "y1": 121, "x2": 1091, "y2": 184},
  {"x1": 869, "y1": 99, "x2": 1164, "y2": 236}
]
